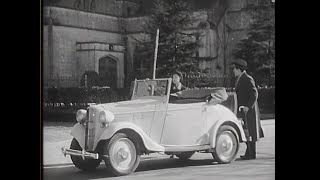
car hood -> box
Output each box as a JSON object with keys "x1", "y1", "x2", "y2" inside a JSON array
[{"x1": 93, "y1": 98, "x2": 162, "y2": 114}]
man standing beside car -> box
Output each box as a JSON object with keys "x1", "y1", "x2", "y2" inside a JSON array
[{"x1": 231, "y1": 59, "x2": 264, "y2": 160}]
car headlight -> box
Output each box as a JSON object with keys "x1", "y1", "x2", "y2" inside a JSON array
[
  {"x1": 99, "y1": 110, "x2": 114, "y2": 126},
  {"x1": 76, "y1": 109, "x2": 87, "y2": 124}
]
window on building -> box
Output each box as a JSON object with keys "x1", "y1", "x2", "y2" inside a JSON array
[
  {"x1": 90, "y1": 0, "x2": 96, "y2": 11},
  {"x1": 99, "y1": 57, "x2": 117, "y2": 88},
  {"x1": 196, "y1": 51, "x2": 200, "y2": 57},
  {"x1": 127, "y1": 7, "x2": 131, "y2": 16}
]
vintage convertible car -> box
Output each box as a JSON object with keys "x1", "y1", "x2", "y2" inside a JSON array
[{"x1": 61, "y1": 78, "x2": 247, "y2": 176}]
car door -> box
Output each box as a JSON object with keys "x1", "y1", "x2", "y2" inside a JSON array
[
  {"x1": 149, "y1": 102, "x2": 168, "y2": 144},
  {"x1": 160, "y1": 102, "x2": 206, "y2": 146}
]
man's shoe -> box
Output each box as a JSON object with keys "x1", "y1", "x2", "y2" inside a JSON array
[{"x1": 240, "y1": 155, "x2": 250, "y2": 160}]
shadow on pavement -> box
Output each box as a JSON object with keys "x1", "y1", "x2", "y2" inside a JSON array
[
  {"x1": 235, "y1": 156, "x2": 275, "y2": 162},
  {"x1": 43, "y1": 163, "x2": 74, "y2": 168},
  {"x1": 43, "y1": 158, "x2": 219, "y2": 180},
  {"x1": 136, "y1": 158, "x2": 218, "y2": 172},
  {"x1": 43, "y1": 164, "x2": 114, "y2": 180}
]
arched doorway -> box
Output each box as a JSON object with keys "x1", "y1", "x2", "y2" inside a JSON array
[{"x1": 99, "y1": 56, "x2": 117, "y2": 88}]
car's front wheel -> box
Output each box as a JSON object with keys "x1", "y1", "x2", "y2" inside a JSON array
[
  {"x1": 212, "y1": 125, "x2": 239, "y2": 164},
  {"x1": 70, "y1": 138, "x2": 102, "y2": 171},
  {"x1": 104, "y1": 133, "x2": 140, "y2": 176}
]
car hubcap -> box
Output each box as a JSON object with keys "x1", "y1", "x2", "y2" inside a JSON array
[
  {"x1": 118, "y1": 148, "x2": 129, "y2": 159},
  {"x1": 110, "y1": 138, "x2": 136, "y2": 171},
  {"x1": 216, "y1": 131, "x2": 237, "y2": 161}
]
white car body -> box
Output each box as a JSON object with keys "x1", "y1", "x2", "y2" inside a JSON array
[{"x1": 62, "y1": 78, "x2": 247, "y2": 176}]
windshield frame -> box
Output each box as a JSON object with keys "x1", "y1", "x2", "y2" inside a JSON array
[{"x1": 131, "y1": 78, "x2": 172, "y2": 103}]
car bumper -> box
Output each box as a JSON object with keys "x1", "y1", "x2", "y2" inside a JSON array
[{"x1": 61, "y1": 147, "x2": 100, "y2": 160}]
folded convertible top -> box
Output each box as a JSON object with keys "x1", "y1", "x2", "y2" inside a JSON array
[{"x1": 172, "y1": 87, "x2": 228, "y2": 103}]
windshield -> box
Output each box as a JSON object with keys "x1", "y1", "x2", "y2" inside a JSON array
[{"x1": 132, "y1": 79, "x2": 170, "y2": 99}]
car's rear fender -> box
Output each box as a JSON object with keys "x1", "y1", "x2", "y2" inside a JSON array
[
  {"x1": 99, "y1": 121, "x2": 165, "y2": 152},
  {"x1": 209, "y1": 119, "x2": 247, "y2": 148}
]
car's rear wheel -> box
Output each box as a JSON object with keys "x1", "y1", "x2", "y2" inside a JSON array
[
  {"x1": 70, "y1": 138, "x2": 102, "y2": 171},
  {"x1": 104, "y1": 133, "x2": 140, "y2": 176},
  {"x1": 212, "y1": 125, "x2": 239, "y2": 164},
  {"x1": 176, "y1": 152, "x2": 195, "y2": 160}
]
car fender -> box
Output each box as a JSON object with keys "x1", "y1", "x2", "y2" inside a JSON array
[
  {"x1": 208, "y1": 118, "x2": 247, "y2": 149},
  {"x1": 98, "y1": 121, "x2": 165, "y2": 152},
  {"x1": 70, "y1": 123, "x2": 86, "y2": 149}
]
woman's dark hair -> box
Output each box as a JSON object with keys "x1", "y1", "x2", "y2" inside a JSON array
[
  {"x1": 173, "y1": 71, "x2": 183, "y2": 77},
  {"x1": 172, "y1": 71, "x2": 183, "y2": 81}
]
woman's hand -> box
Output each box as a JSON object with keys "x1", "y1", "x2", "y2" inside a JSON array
[{"x1": 205, "y1": 95, "x2": 212, "y2": 103}]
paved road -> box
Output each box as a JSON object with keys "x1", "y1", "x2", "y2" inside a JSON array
[{"x1": 43, "y1": 120, "x2": 275, "y2": 180}]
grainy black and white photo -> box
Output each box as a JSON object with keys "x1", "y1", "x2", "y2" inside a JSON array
[{"x1": 42, "y1": 0, "x2": 275, "y2": 179}]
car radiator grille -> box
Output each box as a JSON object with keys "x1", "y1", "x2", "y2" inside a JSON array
[{"x1": 85, "y1": 108, "x2": 98, "y2": 151}]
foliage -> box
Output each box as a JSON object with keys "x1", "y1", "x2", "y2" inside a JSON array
[
  {"x1": 183, "y1": 75, "x2": 229, "y2": 88},
  {"x1": 134, "y1": 0, "x2": 202, "y2": 78},
  {"x1": 44, "y1": 87, "x2": 129, "y2": 109},
  {"x1": 257, "y1": 86, "x2": 275, "y2": 113},
  {"x1": 43, "y1": 0, "x2": 63, "y2": 6},
  {"x1": 79, "y1": 71, "x2": 101, "y2": 88},
  {"x1": 233, "y1": 0, "x2": 275, "y2": 84},
  {"x1": 43, "y1": 85, "x2": 274, "y2": 121}
]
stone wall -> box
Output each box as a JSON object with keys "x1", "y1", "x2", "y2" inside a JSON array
[
  {"x1": 75, "y1": 50, "x2": 125, "y2": 88},
  {"x1": 44, "y1": 6, "x2": 121, "y2": 32},
  {"x1": 52, "y1": 26, "x2": 123, "y2": 87},
  {"x1": 45, "y1": 0, "x2": 126, "y2": 16},
  {"x1": 221, "y1": 3, "x2": 254, "y2": 87},
  {"x1": 215, "y1": 14, "x2": 227, "y2": 81},
  {"x1": 125, "y1": 16, "x2": 148, "y2": 33},
  {"x1": 198, "y1": 28, "x2": 217, "y2": 58},
  {"x1": 42, "y1": 3, "x2": 253, "y2": 88},
  {"x1": 43, "y1": 26, "x2": 50, "y2": 87},
  {"x1": 44, "y1": 0, "x2": 221, "y2": 17},
  {"x1": 75, "y1": 42, "x2": 125, "y2": 87},
  {"x1": 226, "y1": 10, "x2": 252, "y2": 30},
  {"x1": 125, "y1": 33, "x2": 150, "y2": 84},
  {"x1": 225, "y1": 8, "x2": 253, "y2": 62},
  {"x1": 227, "y1": 0, "x2": 248, "y2": 11},
  {"x1": 43, "y1": 7, "x2": 124, "y2": 88}
]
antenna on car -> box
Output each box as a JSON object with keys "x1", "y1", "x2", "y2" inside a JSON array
[{"x1": 152, "y1": 28, "x2": 159, "y2": 80}]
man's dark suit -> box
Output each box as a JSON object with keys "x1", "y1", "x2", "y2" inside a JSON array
[{"x1": 235, "y1": 71, "x2": 264, "y2": 159}]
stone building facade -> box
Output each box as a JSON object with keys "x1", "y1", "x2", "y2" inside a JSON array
[{"x1": 43, "y1": 0, "x2": 257, "y2": 88}]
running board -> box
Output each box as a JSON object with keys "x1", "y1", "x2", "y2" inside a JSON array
[{"x1": 163, "y1": 144, "x2": 212, "y2": 153}]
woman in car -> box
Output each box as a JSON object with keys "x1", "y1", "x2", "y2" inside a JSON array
[
  {"x1": 170, "y1": 71, "x2": 186, "y2": 94},
  {"x1": 169, "y1": 71, "x2": 186, "y2": 105}
]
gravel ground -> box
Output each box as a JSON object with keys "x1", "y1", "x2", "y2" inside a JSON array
[{"x1": 43, "y1": 121, "x2": 74, "y2": 143}]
